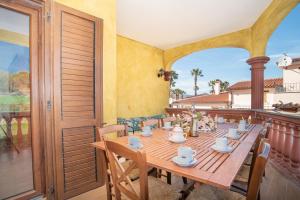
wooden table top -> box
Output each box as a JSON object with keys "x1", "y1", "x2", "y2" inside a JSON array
[{"x1": 91, "y1": 123, "x2": 262, "y2": 189}]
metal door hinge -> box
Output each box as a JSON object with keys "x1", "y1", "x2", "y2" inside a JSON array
[
  {"x1": 47, "y1": 100, "x2": 52, "y2": 111},
  {"x1": 48, "y1": 185, "x2": 55, "y2": 194},
  {"x1": 45, "y1": 12, "x2": 51, "y2": 22}
]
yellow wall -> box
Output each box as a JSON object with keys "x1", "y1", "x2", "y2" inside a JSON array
[
  {"x1": 251, "y1": 0, "x2": 300, "y2": 56},
  {"x1": 164, "y1": 29, "x2": 252, "y2": 69},
  {"x1": 55, "y1": 0, "x2": 117, "y2": 124},
  {"x1": 117, "y1": 35, "x2": 169, "y2": 118},
  {"x1": 0, "y1": 29, "x2": 29, "y2": 47},
  {"x1": 164, "y1": 0, "x2": 300, "y2": 68}
]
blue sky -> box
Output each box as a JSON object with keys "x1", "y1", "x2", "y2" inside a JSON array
[
  {"x1": 0, "y1": 41, "x2": 29, "y2": 73},
  {"x1": 173, "y1": 4, "x2": 300, "y2": 95}
]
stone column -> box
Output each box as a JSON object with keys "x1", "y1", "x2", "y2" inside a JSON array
[{"x1": 247, "y1": 56, "x2": 270, "y2": 109}]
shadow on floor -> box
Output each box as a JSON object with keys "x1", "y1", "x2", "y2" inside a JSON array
[{"x1": 71, "y1": 163, "x2": 300, "y2": 200}]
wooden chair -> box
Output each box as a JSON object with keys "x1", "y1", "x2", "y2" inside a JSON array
[
  {"x1": 98, "y1": 124, "x2": 128, "y2": 141},
  {"x1": 97, "y1": 124, "x2": 137, "y2": 200},
  {"x1": 239, "y1": 123, "x2": 272, "y2": 179},
  {"x1": 187, "y1": 139, "x2": 271, "y2": 200},
  {"x1": 233, "y1": 133, "x2": 264, "y2": 183},
  {"x1": 141, "y1": 118, "x2": 160, "y2": 128},
  {"x1": 104, "y1": 140, "x2": 181, "y2": 200}
]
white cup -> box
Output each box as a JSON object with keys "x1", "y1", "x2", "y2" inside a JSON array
[
  {"x1": 218, "y1": 117, "x2": 225, "y2": 123},
  {"x1": 164, "y1": 122, "x2": 171, "y2": 128},
  {"x1": 216, "y1": 137, "x2": 228, "y2": 149},
  {"x1": 238, "y1": 123, "x2": 246, "y2": 131},
  {"x1": 178, "y1": 146, "x2": 196, "y2": 163},
  {"x1": 239, "y1": 120, "x2": 246, "y2": 125},
  {"x1": 169, "y1": 131, "x2": 186, "y2": 142},
  {"x1": 128, "y1": 136, "x2": 141, "y2": 148},
  {"x1": 142, "y1": 126, "x2": 151, "y2": 136},
  {"x1": 229, "y1": 128, "x2": 238, "y2": 136}
]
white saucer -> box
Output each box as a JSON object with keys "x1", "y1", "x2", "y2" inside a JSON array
[
  {"x1": 129, "y1": 143, "x2": 143, "y2": 149},
  {"x1": 225, "y1": 133, "x2": 241, "y2": 140},
  {"x1": 211, "y1": 144, "x2": 233, "y2": 153},
  {"x1": 141, "y1": 132, "x2": 152, "y2": 137},
  {"x1": 162, "y1": 126, "x2": 173, "y2": 130},
  {"x1": 237, "y1": 128, "x2": 249, "y2": 133},
  {"x1": 168, "y1": 137, "x2": 186, "y2": 143},
  {"x1": 199, "y1": 128, "x2": 211, "y2": 132},
  {"x1": 172, "y1": 156, "x2": 197, "y2": 167}
]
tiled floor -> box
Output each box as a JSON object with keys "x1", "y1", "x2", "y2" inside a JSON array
[
  {"x1": 71, "y1": 163, "x2": 300, "y2": 200},
  {"x1": 0, "y1": 148, "x2": 34, "y2": 199}
]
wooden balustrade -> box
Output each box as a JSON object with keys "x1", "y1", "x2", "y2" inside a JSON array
[
  {"x1": 0, "y1": 112, "x2": 31, "y2": 149},
  {"x1": 165, "y1": 107, "x2": 300, "y2": 181},
  {"x1": 165, "y1": 108, "x2": 252, "y2": 122}
]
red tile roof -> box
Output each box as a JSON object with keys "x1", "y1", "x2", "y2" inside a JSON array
[
  {"x1": 174, "y1": 92, "x2": 229, "y2": 104},
  {"x1": 228, "y1": 78, "x2": 283, "y2": 90}
]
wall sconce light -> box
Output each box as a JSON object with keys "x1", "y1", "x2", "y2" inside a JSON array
[{"x1": 157, "y1": 68, "x2": 171, "y2": 81}]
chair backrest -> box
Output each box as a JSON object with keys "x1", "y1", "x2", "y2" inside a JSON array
[
  {"x1": 247, "y1": 140, "x2": 271, "y2": 200},
  {"x1": 141, "y1": 119, "x2": 160, "y2": 128},
  {"x1": 264, "y1": 122, "x2": 272, "y2": 139},
  {"x1": 97, "y1": 124, "x2": 128, "y2": 141},
  {"x1": 104, "y1": 140, "x2": 149, "y2": 200},
  {"x1": 248, "y1": 135, "x2": 264, "y2": 184},
  {"x1": 161, "y1": 116, "x2": 177, "y2": 126}
]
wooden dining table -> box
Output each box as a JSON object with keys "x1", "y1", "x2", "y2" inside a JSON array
[{"x1": 91, "y1": 123, "x2": 263, "y2": 190}]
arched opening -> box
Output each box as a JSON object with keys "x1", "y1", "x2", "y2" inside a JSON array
[
  {"x1": 265, "y1": 4, "x2": 300, "y2": 108},
  {"x1": 170, "y1": 47, "x2": 251, "y2": 109}
]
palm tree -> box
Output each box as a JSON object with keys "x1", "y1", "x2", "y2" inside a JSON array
[
  {"x1": 180, "y1": 90, "x2": 186, "y2": 99},
  {"x1": 191, "y1": 68, "x2": 203, "y2": 96},
  {"x1": 208, "y1": 79, "x2": 230, "y2": 94},
  {"x1": 221, "y1": 81, "x2": 229, "y2": 92},
  {"x1": 172, "y1": 88, "x2": 186, "y2": 100},
  {"x1": 169, "y1": 71, "x2": 178, "y2": 88}
]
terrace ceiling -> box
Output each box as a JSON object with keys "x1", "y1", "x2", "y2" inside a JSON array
[{"x1": 117, "y1": 0, "x2": 272, "y2": 49}]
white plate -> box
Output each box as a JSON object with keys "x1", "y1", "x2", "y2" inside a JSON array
[
  {"x1": 172, "y1": 156, "x2": 197, "y2": 167},
  {"x1": 141, "y1": 132, "x2": 152, "y2": 137},
  {"x1": 211, "y1": 144, "x2": 233, "y2": 153},
  {"x1": 237, "y1": 128, "x2": 249, "y2": 133},
  {"x1": 162, "y1": 126, "x2": 173, "y2": 130},
  {"x1": 129, "y1": 143, "x2": 143, "y2": 150},
  {"x1": 225, "y1": 133, "x2": 241, "y2": 140},
  {"x1": 168, "y1": 137, "x2": 186, "y2": 144}
]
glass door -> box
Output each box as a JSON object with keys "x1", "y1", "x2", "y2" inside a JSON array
[{"x1": 0, "y1": 4, "x2": 43, "y2": 199}]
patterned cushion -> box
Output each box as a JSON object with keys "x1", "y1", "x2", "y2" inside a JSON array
[
  {"x1": 187, "y1": 184, "x2": 245, "y2": 200},
  {"x1": 117, "y1": 114, "x2": 166, "y2": 132}
]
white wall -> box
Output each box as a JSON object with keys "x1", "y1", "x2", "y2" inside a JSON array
[
  {"x1": 231, "y1": 88, "x2": 283, "y2": 109},
  {"x1": 232, "y1": 89, "x2": 251, "y2": 108},
  {"x1": 283, "y1": 69, "x2": 300, "y2": 84},
  {"x1": 273, "y1": 93, "x2": 300, "y2": 104}
]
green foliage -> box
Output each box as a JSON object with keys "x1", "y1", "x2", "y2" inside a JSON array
[
  {"x1": 195, "y1": 112, "x2": 202, "y2": 120},
  {"x1": 191, "y1": 68, "x2": 204, "y2": 96},
  {"x1": 0, "y1": 95, "x2": 30, "y2": 112},
  {"x1": 208, "y1": 79, "x2": 230, "y2": 94},
  {"x1": 172, "y1": 88, "x2": 186, "y2": 100},
  {"x1": 170, "y1": 70, "x2": 179, "y2": 88}
]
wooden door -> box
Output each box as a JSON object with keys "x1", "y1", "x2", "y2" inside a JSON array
[
  {"x1": 53, "y1": 3, "x2": 104, "y2": 199},
  {"x1": 0, "y1": 1, "x2": 45, "y2": 199}
]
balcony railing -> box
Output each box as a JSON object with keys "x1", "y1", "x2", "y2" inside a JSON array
[
  {"x1": 165, "y1": 107, "x2": 300, "y2": 182},
  {"x1": 275, "y1": 82, "x2": 300, "y2": 93},
  {"x1": 0, "y1": 112, "x2": 31, "y2": 152}
]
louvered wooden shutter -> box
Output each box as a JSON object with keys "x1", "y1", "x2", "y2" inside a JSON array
[{"x1": 53, "y1": 3, "x2": 104, "y2": 199}]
